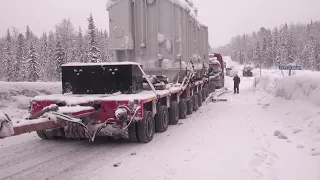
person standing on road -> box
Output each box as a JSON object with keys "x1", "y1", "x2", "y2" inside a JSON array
[{"x1": 233, "y1": 74, "x2": 240, "y2": 94}]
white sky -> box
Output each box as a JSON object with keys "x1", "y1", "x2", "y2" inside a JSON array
[{"x1": 0, "y1": 0, "x2": 319, "y2": 47}]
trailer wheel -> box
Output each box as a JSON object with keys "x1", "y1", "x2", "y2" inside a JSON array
[
  {"x1": 72, "y1": 124, "x2": 81, "y2": 140},
  {"x1": 193, "y1": 95, "x2": 198, "y2": 111},
  {"x1": 187, "y1": 98, "x2": 193, "y2": 115},
  {"x1": 179, "y1": 98, "x2": 187, "y2": 119},
  {"x1": 201, "y1": 90, "x2": 206, "y2": 102},
  {"x1": 128, "y1": 122, "x2": 138, "y2": 142},
  {"x1": 169, "y1": 101, "x2": 179, "y2": 125},
  {"x1": 204, "y1": 88, "x2": 209, "y2": 98},
  {"x1": 197, "y1": 92, "x2": 203, "y2": 107},
  {"x1": 37, "y1": 129, "x2": 59, "y2": 140},
  {"x1": 137, "y1": 111, "x2": 155, "y2": 143},
  {"x1": 211, "y1": 83, "x2": 216, "y2": 92},
  {"x1": 36, "y1": 130, "x2": 48, "y2": 139},
  {"x1": 209, "y1": 83, "x2": 213, "y2": 92},
  {"x1": 155, "y1": 105, "x2": 169, "y2": 132}
]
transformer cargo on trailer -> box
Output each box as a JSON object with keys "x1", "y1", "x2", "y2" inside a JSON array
[{"x1": 0, "y1": 0, "x2": 224, "y2": 143}]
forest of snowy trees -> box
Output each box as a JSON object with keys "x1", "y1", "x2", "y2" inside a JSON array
[
  {"x1": 0, "y1": 14, "x2": 115, "y2": 82},
  {"x1": 216, "y1": 20, "x2": 320, "y2": 71}
]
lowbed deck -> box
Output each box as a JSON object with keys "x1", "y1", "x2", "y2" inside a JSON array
[{"x1": 32, "y1": 84, "x2": 185, "y2": 104}]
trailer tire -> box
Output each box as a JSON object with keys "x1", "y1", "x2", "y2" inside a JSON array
[
  {"x1": 36, "y1": 130, "x2": 48, "y2": 139},
  {"x1": 179, "y1": 98, "x2": 187, "y2": 119},
  {"x1": 204, "y1": 88, "x2": 209, "y2": 98},
  {"x1": 211, "y1": 83, "x2": 216, "y2": 92},
  {"x1": 197, "y1": 92, "x2": 202, "y2": 107},
  {"x1": 169, "y1": 101, "x2": 179, "y2": 125},
  {"x1": 202, "y1": 90, "x2": 206, "y2": 101},
  {"x1": 193, "y1": 95, "x2": 198, "y2": 111},
  {"x1": 37, "y1": 129, "x2": 59, "y2": 140},
  {"x1": 187, "y1": 98, "x2": 193, "y2": 115},
  {"x1": 128, "y1": 122, "x2": 138, "y2": 142},
  {"x1": 155, "y1": 105, "x2": 169, "y2": 132},
  {"x1": 137, "y1": 111, "x2": 155, "y2": 143},
  {"x1": 72, "y1": 124, "x2": 81, "y2": 140}
]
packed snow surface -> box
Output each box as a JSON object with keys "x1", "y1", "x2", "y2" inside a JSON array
[{"x1": 1, "y1": 56, "x2": 320, "y2": 180}]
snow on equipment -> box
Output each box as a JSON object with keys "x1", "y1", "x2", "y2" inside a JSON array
[
  {"x1": 208, "y1": 53, "x2": 225, "y2": 89},
  {"x1": 242, "y1": 64, "x2": 254, "y2": 77},
  {"x1": 0, "y1": 0, "x2": 220, "y2": 143},
  {"x1": 207, "y1": 87, "x2": 230, "y2": 103}
]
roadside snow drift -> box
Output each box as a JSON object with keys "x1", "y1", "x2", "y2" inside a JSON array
[
  {"x1": 254, "y1": 69, "x2": 320, "y2": 106},
  {"x1": 0, "y1": 81, "x2": 61, "y2": 109},
  {"x1": 0, "y1": 81, "x2": 61, "y2": 121}
]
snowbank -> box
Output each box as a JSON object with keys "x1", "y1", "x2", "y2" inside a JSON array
[
  {"x1": 0, "y1": 81, "x2": 61, "y2": 110},
  {"x1": 254, "y1": 70, "x2": 320, "y2": 106}
]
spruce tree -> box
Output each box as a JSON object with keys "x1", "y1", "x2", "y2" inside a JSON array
[
  {"x1": 5, "y1": 29, "x2": 14, "y2": 81},
  {"x1": 55, "y1": 37, "x2": 66, "y2": 80},
  {"x1": 87, "y1": 13, "x2": 100, "y2": 63},
  {"x1": 26, "y1": 41, "x2": 40, "y2": 82},
  {"x1": 76, "y1": 27, "x2": 85, "y2": 62},
  {"x1": 14, "y1": 33, "x2": 25, "y2": 81}
]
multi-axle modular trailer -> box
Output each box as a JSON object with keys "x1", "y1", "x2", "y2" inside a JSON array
[{"x1": 0, "y1": 0, "x2": 225, "y2": 143}]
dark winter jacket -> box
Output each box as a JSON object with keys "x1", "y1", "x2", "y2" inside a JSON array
[{"x1": 233, "y1": 76, "x2": 240, "y2": 85}]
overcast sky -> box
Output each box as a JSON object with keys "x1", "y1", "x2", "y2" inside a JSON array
[{"x1": 0, "y1": 0, "x2": 319, "y2": 48}]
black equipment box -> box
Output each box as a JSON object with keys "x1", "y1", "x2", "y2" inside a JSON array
[{"x1": 61, "y1": 62, "x2": 143, "y2": 94}]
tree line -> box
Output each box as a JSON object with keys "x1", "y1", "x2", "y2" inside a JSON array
[
  {"x1": 0, "y1": 14, "x2": 115, "y2": 82},
  {"x1": 215, "y1": 20, "x2": 320, "y2": 71}
]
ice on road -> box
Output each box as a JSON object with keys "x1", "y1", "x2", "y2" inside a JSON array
[{"x1": 1, "y1": 75, "x2": 320, "y2": 180}]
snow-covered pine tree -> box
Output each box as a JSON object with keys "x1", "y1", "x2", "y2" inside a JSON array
[
  {"x1": 254, "y1": 41, "x2": 261, "y2": 67},
  {"x1": 25, "y1": 25, "x2": 32, "y2": 41},
  {"x1": 265, "y1": 29, "x2": 273, "y2": 68},
  {"x1": 279, "y1": 24, "x2": 289, "y2": 64},
  {"x1": 104, "y1": 30, "x2": 115, "y2": 62},
  {"x1": 55, "y1": 19, "x2": 75, "y2": 63},
  {"x1": 14, "y1": 33, "x2": 25, "y2": 81},
  {"x1": 4, "y1": 29, "x2": 14, "y2": 81},
  {"x1": 286, "y1": 29, "x2": 296, "y2": 65},
  {"x1": 47, "y1": 31, "x2": 56, "y2": 81},
  {"x1": 305, "y1": 20, "x2": 317, "y2": 70},
  {"x1": 26, "y1": 41, "x2": 40, "y2": 82},
  {"x1": 38, "y1": 32, "x2": 50, "y2": 80},
  {"x1": 87, "y1": 13, "x2": 100, "y2": 63},
  {"x1": 70, "y1": 39, "x2": 77, "y2": 62},
  {"x1": 76, "y1": 27, "x2": 85, "y2": 62},
  {"x1": 261, "y1": 37, "x2": 268, "y2": 67},
  {"x1": 315, "y1": 43, "x2": 320, "y2": 71},
  {"x1": 54, "y1": 35, "x2": 66, "y2": 80},
  {"x1": 24, "y1": 25, "x2": 36, "y2": 47},
  {"x1": 272, "y1": 27, "x2": 280, "y2": 66}
]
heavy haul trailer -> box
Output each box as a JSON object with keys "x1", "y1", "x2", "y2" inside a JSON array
[
  {"x1": 0, "y1": 0, "x2": 220, "y2": 143},
  {"x1": 0, "y1": 62, "x2": 217, "y2": 143},
  {"x1": 208, "y1": 53, "x2": 225, "y2": 89}
]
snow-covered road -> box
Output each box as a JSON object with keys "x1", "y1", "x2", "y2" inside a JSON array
[{"x1": 1, "y1": 75, "x2": 320, "y2": 180}]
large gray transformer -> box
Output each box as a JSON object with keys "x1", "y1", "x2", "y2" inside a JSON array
[{"x1": 106, "y1": 0, "x2": 209, "y2": 82}]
